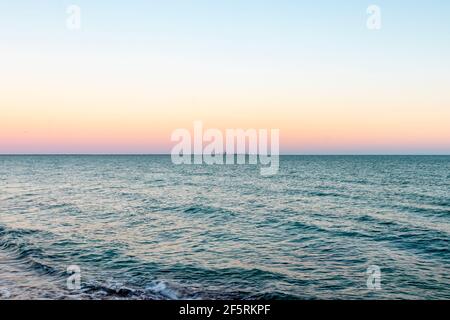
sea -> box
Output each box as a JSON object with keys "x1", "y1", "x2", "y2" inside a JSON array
[{"x1": 0, "y1": 155, "x2": 449, "y2": 299}]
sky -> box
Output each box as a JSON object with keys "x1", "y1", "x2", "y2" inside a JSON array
[{"x1": 0, "y1": 0, "x2": 449, "y2": 154}]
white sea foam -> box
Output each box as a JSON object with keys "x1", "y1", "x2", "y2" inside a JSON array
[{"x1": 146, "y1": 281, "x2": 179, "y2": 300}]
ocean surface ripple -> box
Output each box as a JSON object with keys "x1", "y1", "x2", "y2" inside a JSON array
[{"x1": 0, "y1": 155, "x2": 449, "y2": 299}]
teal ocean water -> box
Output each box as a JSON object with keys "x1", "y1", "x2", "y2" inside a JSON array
[{"x1": 0, "y1": 155, "x2": 449, "y2": 299}]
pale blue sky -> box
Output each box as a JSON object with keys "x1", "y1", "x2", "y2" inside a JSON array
[{"x1": 1, "y1": 1, "x2": 449, "y2": 154}]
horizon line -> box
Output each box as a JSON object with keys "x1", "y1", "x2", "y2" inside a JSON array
[{"x1": 1, "y1": 154, "x2": 450, "y2": 156}]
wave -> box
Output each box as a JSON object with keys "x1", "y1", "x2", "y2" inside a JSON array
[
  {"x1": 1, "y1": 224, "x2": 299, "y2": 300},
  {"x1": 0, "y1": 225, "x2": 62, "y2": 277}
]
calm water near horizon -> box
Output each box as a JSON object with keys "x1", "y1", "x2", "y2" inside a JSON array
[{"x1": 0, "y1": 155, "x2": 449, "y2": 299}]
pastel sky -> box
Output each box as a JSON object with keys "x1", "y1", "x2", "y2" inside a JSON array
[{"x1": 1, "y1": 0, "x2": 449, "y2": 154}]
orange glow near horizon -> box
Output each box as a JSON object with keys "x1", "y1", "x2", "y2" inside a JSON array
[{"x1": 1, "y1": 2, "x2": 450, "y2": 154}]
